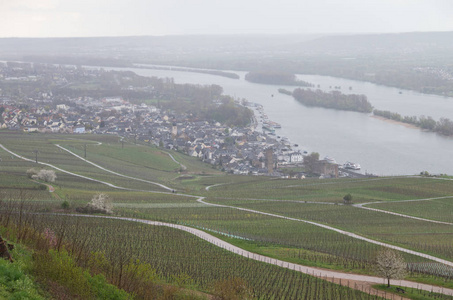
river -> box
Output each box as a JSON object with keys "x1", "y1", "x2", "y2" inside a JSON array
[{"x1": 93, "y1": 65, "x2": 453, "y2": 176}]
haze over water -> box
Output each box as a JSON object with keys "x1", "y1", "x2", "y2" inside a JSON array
[{"x1": 99, "y1": 65, "x2": 453, "y2": 176}]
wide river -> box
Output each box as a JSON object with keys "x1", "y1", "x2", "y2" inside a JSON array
[{"x1": 101, "y1": 66, "x2": 453, "y2": 176}]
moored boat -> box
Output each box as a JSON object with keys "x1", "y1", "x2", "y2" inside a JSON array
[
  {"x1": 343, "y1": 161, "x2": 361, "y2": 170},
  {"x1": 324, "y1": 156, "x2": 336, "y2": 164}
]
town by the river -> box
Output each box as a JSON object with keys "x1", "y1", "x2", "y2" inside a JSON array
[{"x1": 86, "y1": 65, "x2": 453, "y2": 176}]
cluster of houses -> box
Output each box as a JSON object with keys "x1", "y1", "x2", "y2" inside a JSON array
[
  {"x1": 413, "y1": 67, "x2": 453, "y2": 82},
  {"x1": 0, "y1": 62, "x2": 342, "y2": 178},
  {"x1": 0, "y1": 95, "x2": 313, "y2": 176}
]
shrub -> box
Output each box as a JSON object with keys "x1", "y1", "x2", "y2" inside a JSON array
[
  {"x1": 33, "y1": 249, "x2": 92, "y2": 298},
  {"x1": 26, "y1": 168, "x2": 38, "y2": 179},
  {"x1": 27, "y1": 169, "x2": 57, "y2": 182},
  {"x1": 37, "y1": 169, "x2": 57, "y2": 183},
  {"x1": 212, "y1": 277, "x2": 254, "y2": 300},
  {"x1": 87, "y1": 273, "x2": 130, "y2": 300},
  {"x1": 122, "y1": 259, "x2": 159, "y2": 297},
  {"x1": 76, "y1": 193, "x2": 113, "y2": 214},
  {"x1": 343, "y1": 193, "x2": 353, "y2": 204},
  {"x1": 61, "y1": 201, "x2": 70, "y2": 210},
  {"x1": 37, "y1": 184, "x2": 47, "y2": 190},
  {"x1": 0, "y1": 252, "x2": 46, "y2": 300}
]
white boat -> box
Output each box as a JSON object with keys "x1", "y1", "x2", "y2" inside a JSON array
[
  {"x1": 264, "y1": 120, "x2": 281, "y2": 129},
  {"x1": 323, "y1": 156, "x2": 336, "y2": 164},
  {"x1": 343, "y1": 161, "x2": 361, "y2": 170}
]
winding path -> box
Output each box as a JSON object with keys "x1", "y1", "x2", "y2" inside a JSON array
[
  {"x1": 0, "y1": 143, "x2": 177, "y2": 196},
  {"x1": 65, "y1": 213, "x2": 453, "y2": 297},
  {"x1": 55, "y1": 144, "x2": 174, "y2": 192},
  {"x1": 4, "y1": 142, "x2": 452, "y2": 265},
  {"x1": 196, "y1": 198, "x2": 453, "y2": 267},
  {"x1": 354, "y1": 197, "x2": 453, "y2": 226},
  {"x1": 3, "y1": 142, "x2": 453, "y2": 296},
  {"x1": 165, "y1": 152, "x2": 187, "y2": 171}
]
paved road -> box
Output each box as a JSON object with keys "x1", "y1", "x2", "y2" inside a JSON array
[
  {"x1": 354, "y1": 197, "x2": 453, "y2": 226},
  {"x1": 66, "y1": 213, "x2": 453, "y2": 297},
  {"x1": 165, "y1": 152, "x2": 187, "y2": 171},
  {"x1": 56, "y1": 144, "x2": 174, "y2": 192},
  {"x1": 197, "y1": 198, "x2": 453, "y2": 267},
  {"x1": 4, "y1": 142, "x2": 452, "y2": 265},
  {"x1": 3, "y1": 142, "x2": 453, "y2": 296},
  {"x1": 0, "y1": 143, "x2": 177, "y2": 196}
]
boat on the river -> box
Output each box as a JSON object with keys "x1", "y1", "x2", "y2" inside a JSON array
[
  {"x1": 343, "y1": 161, "x2": 361, "y2": 170},
  {"x1": 262, "y1": 125, "x2": 275, "y2": 133},
  {"x1": 263, "y1": 120, "x2": 281, "y2": 129},
  {"x1": 323, "y1": 156, "x2": 336, "y2": 164}
]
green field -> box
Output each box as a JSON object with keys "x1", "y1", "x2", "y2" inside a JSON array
[
  {"x1": 1, "y1": 131, "x2": 453, "y2": 298},
  {"x1": 368, "y1": 198, "x2": 453, "y2": 223}
]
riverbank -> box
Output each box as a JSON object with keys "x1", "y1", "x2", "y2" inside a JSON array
[
  {"x1": 67, "y1": 64, "x2": 453, "y2": 175},
  {"x1": 370, "y1": 115, "x2": 419, "y2": 130}
]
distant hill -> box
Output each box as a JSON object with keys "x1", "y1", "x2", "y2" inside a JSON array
[
  {"x1": 2, "y1": 31, "x2": 453, "y2": 63},
  {"x1": 0, "y1": 34, "x2": 320, "y2": 60},
  {"x1": 291, "y1": 31, "x2": 453, "y2": 55}
]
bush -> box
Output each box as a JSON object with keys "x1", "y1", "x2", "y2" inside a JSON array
[
  {"x1": 27, "y1": 169, "x2": 57, "y2": 182},
  {"x1": 61, "y1": 201, "x2": 70, "y2": 210},
  {"x1": 0, "y1": 253, "x2": 46, "y2": 300},
  {"x1": 76, "y1": 193, "x2": 113, "y2": 214},
  {"x1": 37, "y1": 169, "x2": 57, "y2": 183},
  {"x1": 212, "y1": 277, "x2": 254, "y2": 300},
  {"x1": 33, "y1": 249, "x2": 92, "y2": 298},
  {"x1": 26, "y1": 168, "x2": 38, "y2": 179},
  {"x1": 33, "y1": 249, "x2": 132, "y2": 299},
  {"x1": 343, "y1": 193, "x2": 353, "y2": 204},
  {"x1": 87, "y1": 274, "x2": 130, "y2": 300}
]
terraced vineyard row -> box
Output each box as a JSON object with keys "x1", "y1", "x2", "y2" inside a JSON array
[{"x1": 0, "y1": 202, "x2": 384, "y2": 299}]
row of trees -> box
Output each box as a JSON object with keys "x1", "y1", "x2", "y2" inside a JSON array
[
  {"x1": 292, "y1": 89, "x2": 374, "y2": 113},
  {"x1": 137, "y1": 65, "x2": 240, "y2": 79},
  {"x1": 373, "y1": 109, "x2": 453, "y2": 136}
]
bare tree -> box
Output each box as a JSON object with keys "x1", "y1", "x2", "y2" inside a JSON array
[{"x1": 374, "y1": 249, "x2": 406, "y2": 287}]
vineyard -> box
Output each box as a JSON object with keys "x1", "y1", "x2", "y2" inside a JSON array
[
  {"x1": 0, "y1": 202, "x2": 385, "y2": 299},
  {"x1": 368, "y1": 199, "x2": 453, "y2": 223},
  {"x1": 1, "y1": 131, "x2": 453, "y2": 298}
]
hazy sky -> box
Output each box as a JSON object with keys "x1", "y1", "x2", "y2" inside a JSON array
[{"x1": 2, "y1": 0, "x2": 453, "y2": 37}]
